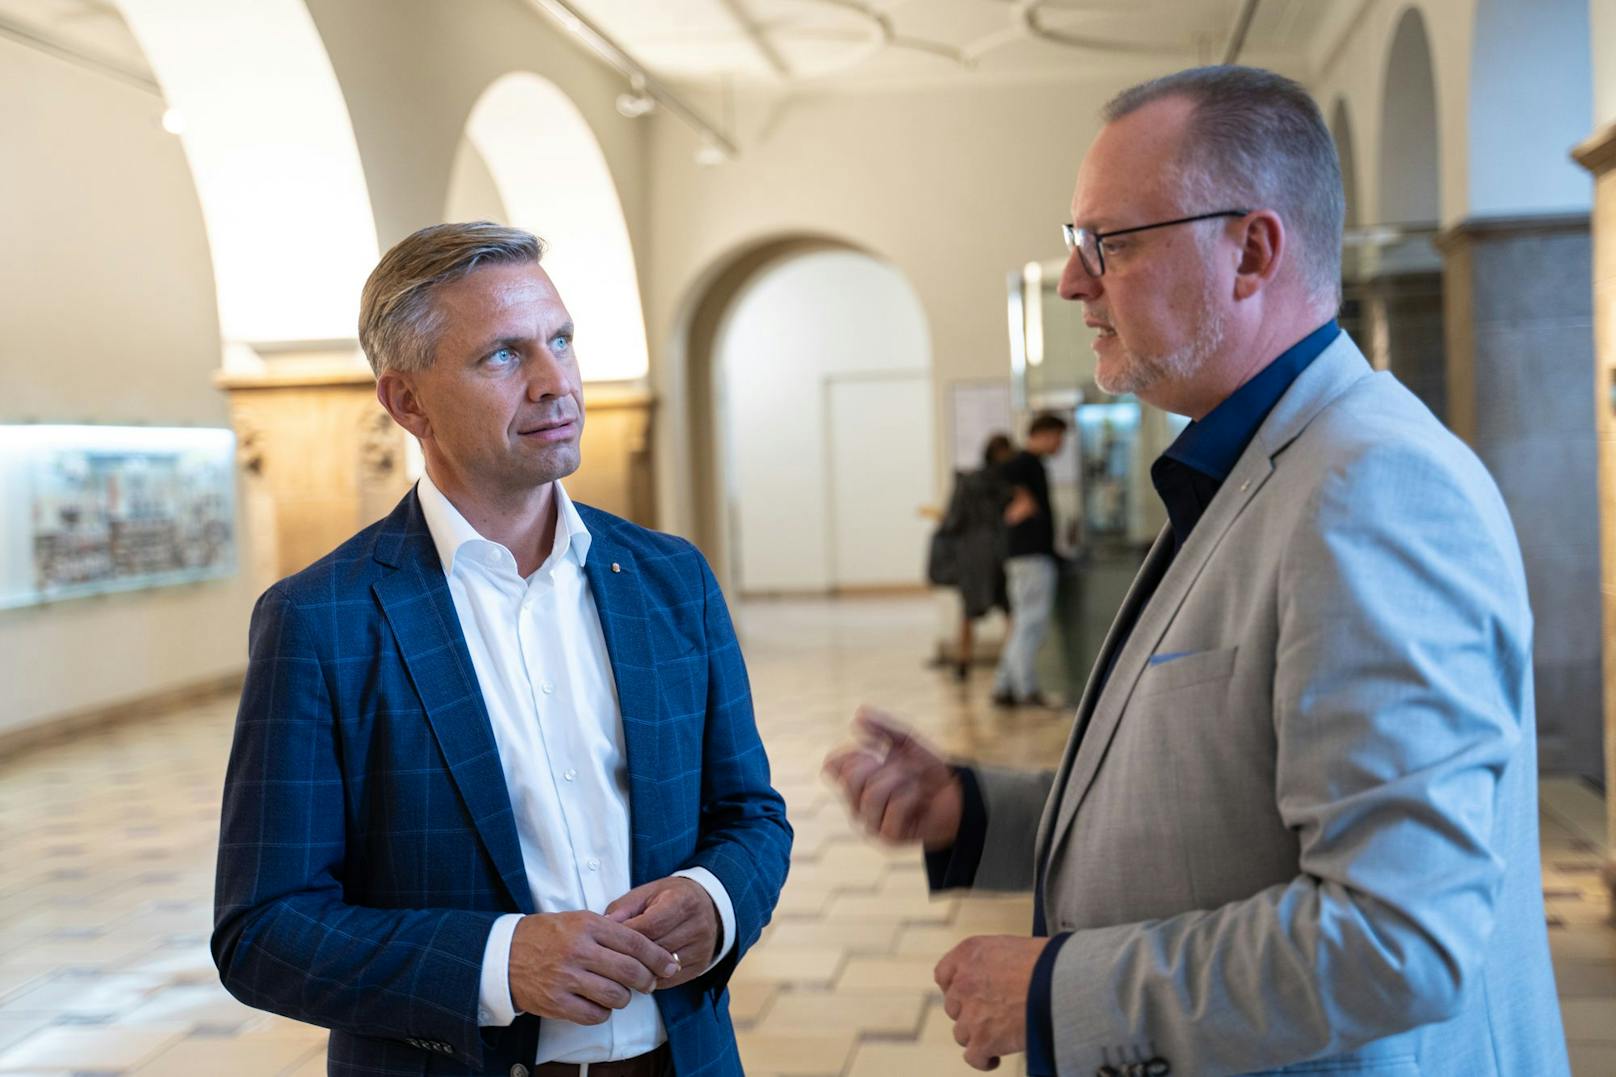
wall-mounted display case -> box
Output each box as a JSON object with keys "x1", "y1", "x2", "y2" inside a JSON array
[{"x1": 0, "y1": 425, "x2": 237, "y2": 609}]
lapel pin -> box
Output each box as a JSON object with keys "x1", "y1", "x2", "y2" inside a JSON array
[
  {"x1": 1240, "y1": 480, "x2": 1251, "y2": 492},
  {"x1": 611, "y1": 562, "x2": 622, "y2": 573}
]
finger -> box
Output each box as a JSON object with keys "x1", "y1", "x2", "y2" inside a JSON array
[
  {"x1": 943, "y1": 991, "x2": 963, "y2": 1021},
  {"x1": 554, "y1": 993, "x2": 613, "y2": 1026},
  {"x1": 935, "y1": 948, "x2": 961, "y2": 992},
  {"x1": 623, "y1": 887, "x2": 693, "y2": 940},
  {"x1": 853, "y1": 706, "x2": 911, "y2": 750},
  {"x1": 825, "y1": 748, "x2": 881, "y2": 797},
  {"x1": 821, "y1": 745, "x2": 868, "y2": 782},
  {"x1": 879, "y1": 784, "x2": 925, "y2": 843},
  {"x1": 573, "y1": 969, "x2": 634, "y2": 1011},
  {"x1": 604, "y1": 882, "x2": 657, "y2": 923},
  {"x1": 856, "y1": 765, "x2": 910, "y2": 835},
  {"x1": 587, "y1": 943, "x2": 664, "y2": 994},
  {"x1": 952, "y1": 1017, "x2": 969, "y2": 1045},
  {"x1": 594, "y1": 918, "x2": 679, "y2": 980},
  {"x1": 965, "y1": 1046, "x2": 1001, "y2": 1071}
]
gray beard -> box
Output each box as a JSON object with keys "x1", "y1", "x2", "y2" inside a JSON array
[{"x1": 1096, "y1": 300, "x2": 1227, "y2": 398}]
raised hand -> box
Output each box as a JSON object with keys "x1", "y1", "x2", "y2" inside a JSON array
[{"x1": 822, "y1": 706, "x2": 963, "y2": 849}]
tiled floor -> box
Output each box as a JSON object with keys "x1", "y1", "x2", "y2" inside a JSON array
[{"x1": 1, "y1": 594, "x2": 1613, "y2": 1075}]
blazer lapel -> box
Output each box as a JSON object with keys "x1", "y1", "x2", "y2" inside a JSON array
[
  {"x1": 1041, "y1": 335, "x2": 1377, "y2": 870},
  {"x1": 580, "y1": 525, "x2": 662, "y2": 889},
  {"x1": 1033, "y1": 526, "x2": 1174, "y2": 861},
  {"x1": 371, "y1": 494, "x2": 534, "y2": 914}
]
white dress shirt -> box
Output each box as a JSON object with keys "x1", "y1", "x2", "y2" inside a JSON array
[{"x1": 416, "y1": 472, "x2": 735, "y2": 1064}]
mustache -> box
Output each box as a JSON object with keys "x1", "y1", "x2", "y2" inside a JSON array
[{"x1": 514, "y1": 403, "x2": 580, "y2": 432}]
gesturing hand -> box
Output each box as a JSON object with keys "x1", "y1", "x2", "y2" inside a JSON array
[
  {"x1": 507, "y1": 911, "x2": 679, "y2": 1025},
  {"x1": 821, "y1": 706, "x2": 963, "y2": 849},
  {"x1": 935, "y1": 934, "x2": 1048, "y2": 1070},
  {"x1": 606, "y1": 876, "x2": 719, "y2": 990}
]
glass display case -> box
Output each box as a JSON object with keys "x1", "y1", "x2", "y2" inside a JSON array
[{"x1": 0, "y1": 425, "x2": 237, "y2": 609}]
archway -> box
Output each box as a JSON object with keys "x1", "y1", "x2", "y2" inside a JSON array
[
  {"x1": 115, "y1": 0, "x2": 378, "y2": 362},
  {"x1": 1368, "y1": 6, "x2": 1446, "y2": 420},
  {"x1": 679, "y1": 240, "x2": 935, "y2": 595},
  {"x1": 443, "y1": 72, "x2": 654, "y2": 522}
]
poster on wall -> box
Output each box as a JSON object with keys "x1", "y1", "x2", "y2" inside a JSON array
[{"x1": 0, "y1": 425, "x2": 237, "y2": 609}]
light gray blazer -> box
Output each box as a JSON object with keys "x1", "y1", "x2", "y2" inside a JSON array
[{"x1": 973, "y1": 334, "x2": 1567, "y2": 1076}]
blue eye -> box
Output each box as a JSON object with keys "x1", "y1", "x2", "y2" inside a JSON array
[
  {"x1": 551, "y1": 334, "x2": 572, "y2": 355},
  {"x1": 485, "y1": 346, "x2": 519, "y2": 367}
]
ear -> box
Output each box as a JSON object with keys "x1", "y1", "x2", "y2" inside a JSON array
[
  {"x1": 1232, "y1": 210, "x2": 1284, "y2": 300},
  {"x1": 376, "y1": 371, "x2": 431, "y2": 441}
]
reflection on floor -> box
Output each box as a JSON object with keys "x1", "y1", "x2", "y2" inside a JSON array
[{"x1": 0, "y1": 595, "x2": 1613, "y2": 1075}]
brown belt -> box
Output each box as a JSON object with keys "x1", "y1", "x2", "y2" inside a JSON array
[{"x1": 529, "y1": 1043, "x2": 671, "y2": 1077}]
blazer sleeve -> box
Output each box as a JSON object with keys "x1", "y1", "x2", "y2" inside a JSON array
[
  {"x1": 967, "y1": 765, "x2": 1057, "y2": 893},
  {"x1": 212, "y1": 584, "x2": 501, "y2": 1070},
  {"x1": 680, "y1": 551, "x2": 793, "y2": 989},
  {"x1": 1047, "y1": 441, "x2": 1529, "y2": 1074}
]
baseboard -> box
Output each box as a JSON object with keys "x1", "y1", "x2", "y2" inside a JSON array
[{"x1": 0, "y1": 671, "x2": 245, "y2": 763}]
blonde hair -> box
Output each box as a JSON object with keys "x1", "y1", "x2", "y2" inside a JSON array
[{"x1": 358, "y1": 221, "x2": 544, "y2": 375}]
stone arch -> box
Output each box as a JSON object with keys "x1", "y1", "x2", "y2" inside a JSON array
[
  {"x1": 671, "y1": 235, "x2": 932, "y2": 591},
  {"x1": 115, "y1": 0, "x2": 378, "y2": 361},
  {"x1": 457, "y1": 71, "x2": 649, "y2": 384},
  {"x1": 1377, "y1": 6, "x2": 1441, "y2": 231}
]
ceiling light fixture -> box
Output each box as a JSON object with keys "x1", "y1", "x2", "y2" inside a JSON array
[
  {"x1": 614, "y1": 74, "x2": 657, "y2": 118},
  {"x1": 527, "y1": 0, "x2": 738, "y2": 158}
]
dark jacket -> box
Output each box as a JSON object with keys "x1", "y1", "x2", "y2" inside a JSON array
[{"x1": 933, "y1": 465, "x2": 1011, "y2": 618}]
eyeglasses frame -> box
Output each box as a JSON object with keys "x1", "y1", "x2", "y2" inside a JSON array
[{"x1": 1062, "y1": 209, "x2": 1252, "y2": 278}]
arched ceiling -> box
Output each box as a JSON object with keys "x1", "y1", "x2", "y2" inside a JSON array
[{"x1": 539, "y1": 0, "x2": 1337, "y2": 87}]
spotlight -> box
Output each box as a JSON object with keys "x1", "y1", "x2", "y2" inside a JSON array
[
  {"x1": 160, "y1": 108, "x2": 185, "y2": 135},
  {"x1": 615, "y1": 91, "x2": 657, "y2": 118},
  {"x1": 694, "y1": 137, "x2": 729, "y2": 166}
]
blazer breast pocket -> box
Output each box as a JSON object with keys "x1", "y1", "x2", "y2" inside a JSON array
[{"x1": 1134, "y1": 645, "x2": 1238, "y2": 698}]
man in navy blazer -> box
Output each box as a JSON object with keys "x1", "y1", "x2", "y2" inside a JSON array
[{"x1": 213, "y1": 221, "x2": 791, "y2": 1076}]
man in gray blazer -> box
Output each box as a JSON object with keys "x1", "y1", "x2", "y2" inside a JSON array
[{"x1": 825, "y1": 66, "x2": 1567, "y2": 1076}]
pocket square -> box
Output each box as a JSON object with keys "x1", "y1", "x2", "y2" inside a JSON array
[{"x1": 1148, "y1": 651, "x2": 1192, "y2": 666}]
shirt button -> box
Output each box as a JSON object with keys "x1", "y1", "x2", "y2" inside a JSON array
[
  {"x1": 541, "y1": 682, "x2": 554, "y2": 695},
  {"x1": 563, "y1": 769, "x2": 577, "y2": 782},
  {"x1": 587, "y1": 858, "x2": 600, "y2": 871}
]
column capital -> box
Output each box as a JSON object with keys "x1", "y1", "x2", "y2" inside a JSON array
[{"x1": 1573, "y1": 121, "x2": 1616, "y2": 176}]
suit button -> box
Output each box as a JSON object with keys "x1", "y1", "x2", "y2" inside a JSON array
[
  {"x1": 1145, "y1": 1058, "x2": 1171, "y2": 1075},
  {"x1": 511, "y1": 1066, "x2": 529, "y2": 1077}
]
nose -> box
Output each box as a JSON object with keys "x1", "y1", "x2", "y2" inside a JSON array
[
  {"x1": 525, "y1": 349, "x2": 579, "y2": 404},
  {"x1": 1057, "y1": 248, "x2": 1101, "y2": 303}
]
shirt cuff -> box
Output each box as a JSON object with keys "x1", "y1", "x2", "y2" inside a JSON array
[
  {"x1": 923, "y1": 765, "x2": 987, "y2": 891},
  {"x1": 672, "y1": 866, "x2": 735, "y2": 973},
  {"x1": 478, "y1": 912, "x2": 523, "y2": 1026},
  {"x1": 1024, "y1": 931, "x2": 1072, "y2": 1077}
]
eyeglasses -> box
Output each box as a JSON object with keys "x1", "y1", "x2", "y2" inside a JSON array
[{"x1": 1062, "y1": 210, "x2": 1250, "y2": 278}]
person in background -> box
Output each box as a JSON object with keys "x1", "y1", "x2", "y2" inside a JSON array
[
  {"x1": 992, "y1": 413, "x2": 1069, "y2": 708},
  {"x1": 935, "y1": 432, "x2": 1015, "y2": 681}
]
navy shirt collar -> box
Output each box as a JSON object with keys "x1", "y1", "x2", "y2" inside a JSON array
[{"x1": 1164, "y1": 319, "x2": 1340, "y2": 482}]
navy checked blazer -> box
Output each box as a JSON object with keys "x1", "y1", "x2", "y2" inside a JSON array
[{"x1": 213, "y1": 490, "x2": 792, "y2": 1076}]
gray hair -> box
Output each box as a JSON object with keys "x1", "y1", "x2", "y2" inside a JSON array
[
  {"x1": 358, "y1": 221, "x2": 545, "y2": 376},
  {"x1": 1103, "y1": 65, "x2": 1345, "y2": 307}
]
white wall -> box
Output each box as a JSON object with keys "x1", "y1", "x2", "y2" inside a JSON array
[
  {"x1": 1592, "y1": 0, "x2": 1616, "y2": 129},
  {"x1": 1467, "y1": 0, "x2": 1591, "y2": 217},
  {"x1": 0, "y1": 35, "x2": 258, "y2": 735},
  {"x1": 716, "y1": 250, "x2": 931, "y2": 592},
  {"x1": 445, "y1": 137, "x2": 510, "y2": 223}
]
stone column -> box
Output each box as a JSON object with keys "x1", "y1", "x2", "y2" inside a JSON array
[
  {"x1": 1573, "y1": 122, "x2": 1616, "y2": 904},
  {"x1": 1437, "y1": 214, "x2": 1602, "y2": 778}
]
